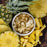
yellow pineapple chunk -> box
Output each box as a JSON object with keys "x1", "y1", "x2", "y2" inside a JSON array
[
  {"x1": 39, "y1": 41, "x2": 41, "y2": 44},
  {"x1": 30, "y1": 31, "x2": 35, "y2": 40},
  {"x1": 36, "y1": 36, "x2": 39, "y2": 42},
  {"x1": 35, "y1": 30, "x2": 40, "y2": 42},
  {"x1": 40, "y1": 24, "x2": 46, "y2": 31},
  {"x1": 39, "y1": 18, "x2": 43, "y2": 27},
  {"x1": 23, "y1": 39, "x2": 28, "y2": 46},
  {"x1": 35, "y1": 18, "x2": 41, "y2": 28},
  {"x1": 26, "y1": 42, "x2": 33, "y2": 47},
  {"x1": 34, "y1": 42, "x2": 38, "y2": 46},
  {"x1": 35, "y1": 27, "x2": 39, "y2": 30},
  {"x1": 20, "y1": 38, "x2": 24, "y2": 44},
  {"x1": 36, "y1": 30, "x2": 41, "y2": 36},
  {"x1": 20, "y1": 45, "x2": 24, "y2": 47},
  {"x1": 39, "y1": 32, "x2": 43, "y2": 36},
  {"x1": 24, "y1": 35, "x2": 28, "y2": 39},
  {"x1": 28, "y1": 37, "x2": 35, "y2": 44}
]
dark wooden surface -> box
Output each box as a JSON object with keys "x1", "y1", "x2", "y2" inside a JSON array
[{"x1": 0, "y1": 0, "x2": 7, "y2": 5}]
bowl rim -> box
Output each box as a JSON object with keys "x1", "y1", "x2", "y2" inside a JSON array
[{"x1": 12, "y1": 12, "x2": 35, "y2": 36}]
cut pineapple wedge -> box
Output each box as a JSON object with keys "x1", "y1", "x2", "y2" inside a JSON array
[
  {"x1": 26, "y1": 42, "x2": 33, "y2": 47},
  {"x1": 0, "y1": 31, "x2": 20, "y2": 47},
  {"x1": 0, "y1": 25, "x2": 11, "y2": 33},
  {"x1": 0, "y1": 19, "x2": 6, "y2": 25}
]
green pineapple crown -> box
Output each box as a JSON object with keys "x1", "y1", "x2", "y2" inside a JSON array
[{"x1": 6, "y1": 0, "x2": 34, "y2": 14}]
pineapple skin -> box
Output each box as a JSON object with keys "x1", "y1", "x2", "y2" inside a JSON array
[
  {"x1": 28, "y1": 1, "x2": 47, "y2": 18},
  {"x1": 0, "y1": 4, "x2": 12, "y2": 24}
]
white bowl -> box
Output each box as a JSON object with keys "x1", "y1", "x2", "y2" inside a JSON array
[{"x1": 12, "y1": 12, "x2": 35, "y2": 36}]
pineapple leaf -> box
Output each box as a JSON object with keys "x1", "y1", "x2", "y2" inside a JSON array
[
  {"x1": 6, "y1": 0, "x2": 34, "y2": 14},
  {"x1": 17, "y1": 1, "x2": 34, "y2": 6},
  {"x1": 12, "y1": 0, "x2": 18, "y2": 6}
]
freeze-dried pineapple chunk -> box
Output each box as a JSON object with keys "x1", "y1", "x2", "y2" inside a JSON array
[
  {"x1": 24, "y1": 35, "x2": 28, "y2": 39},
  {"x1": 36, "y1": 35, "x2": 39, "y2": 42},
  {"x1": 39, "y1": 41, "x2": 41, "y2": 44},
  {"x1": 36, "y1": 30, "x2": 41, "y2": 36},
  {"x1": 40, "y1": 24, "x2": 46, "y2": 31},
  {"x1": 28, "y1": 37, "x2": 35, "y2": 44},
  {"x1": 20, "y1": 38, "x2": 24, "y2": 44},
  {"x1": 30, "y1": 31, "x2": 35, "y2": 40},
  {"x1": 34, "y1": 42, "x2": 38, "y2": 46},
  {"x1": 35, "y1": 30, "x2": 40, "y2": 42},
  {"x1": 35, "y1": 18, "x2": 41, "y2": 28},
  {"x1": 39, "y1": 18, "x2": 43, "y2": 27},
  {"x1": 26, "y1": 42, "x2": 33, "y2": 47},
  {"x1": 20, "y1": 45, "x2": 24, "y2": 47},
  {"x1": 39, "y1": 32, "x2": 43, "y2": 36},
  {"x1": 35, "y1": 27, "x2": 39, "y2": 30},
  {"x1": 23, "y1": 39, "x2": 28, "y2": 46}
]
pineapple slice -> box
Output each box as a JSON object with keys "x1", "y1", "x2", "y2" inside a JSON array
[
  {"x1": 0, "y1": 31, "x2": 20, "y2": 47},
  {"x1": 0, "y1": 18, "x2": 6, "y2": 25},
  {"x1": 28, "y1": 0, "x2": 47, "y2": 18},
  {"x1": 0, "y1": 25, "x2": 11, "y2": 33}
]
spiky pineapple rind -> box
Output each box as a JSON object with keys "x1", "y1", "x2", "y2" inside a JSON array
[{"x1": 0, "y1": 4, "x2": 12, "y2": 24}]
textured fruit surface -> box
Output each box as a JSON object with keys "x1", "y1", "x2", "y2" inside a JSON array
[
  {"x1": 0, "y1": 18, "x2": 6, "y2": 25},
  {"x1": 0, "y1": 31, "x2": 20, "y2": 47},
  {"x1": 0, "y1": 25, "x2": 11, "y2": 33},
  {"x1": 0, "y1": 4, "x2": 12, "y2": 24},
  {"x1": 28, "y1": 0, "x2": 47, "y2": 18}
]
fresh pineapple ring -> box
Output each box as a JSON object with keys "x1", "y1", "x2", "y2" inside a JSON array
[{"x1": 0, "y1": 31, "x2": 20, "y2": 47}]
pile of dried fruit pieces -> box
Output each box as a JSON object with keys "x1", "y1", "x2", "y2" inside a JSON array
[{"x1": 19, "y1": 18, "x2": 46, "y2": 47}]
